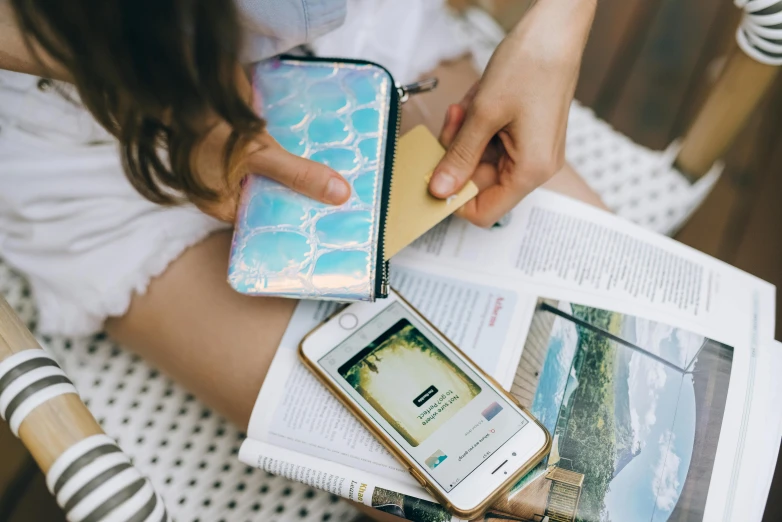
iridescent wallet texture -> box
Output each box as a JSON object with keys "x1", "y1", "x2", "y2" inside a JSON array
[{"x1": 228, "y1": 56, "x2": 402, "y2": 302}]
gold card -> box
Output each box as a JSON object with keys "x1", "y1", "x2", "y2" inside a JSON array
[{"x1": 384, "y1": 125, "x2": 478, "y2": 260}]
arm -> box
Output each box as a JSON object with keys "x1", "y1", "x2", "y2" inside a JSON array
[
  {"x1": 0, "y1": 1, "x2": 66, "y2": 77},
  {"x1": 430, "y1": 0, "x2": 598, "y2": 226}
]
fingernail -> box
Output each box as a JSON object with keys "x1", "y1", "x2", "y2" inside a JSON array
[
  {"x1": 325, "y1": 178, "x2": 350, "y2": 203},
  {"x1": 431, "y1": 171, "x2": 456, "y2": 196},
  {"x1": 444, "y1": 107, "x2": 452, "y2": 126}
]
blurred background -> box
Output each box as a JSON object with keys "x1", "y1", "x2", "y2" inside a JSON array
[{"x1": 2, "y1": 0, "x2": 782, "y2": 520}]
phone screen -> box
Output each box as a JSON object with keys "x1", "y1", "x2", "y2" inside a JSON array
[{"x1": 318, "y1": 302, "x2": 529, "y2": 492}]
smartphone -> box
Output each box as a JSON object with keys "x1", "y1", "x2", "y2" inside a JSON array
[{"x1": 299, "y1": 289, "x2": 551, "y2": 519}]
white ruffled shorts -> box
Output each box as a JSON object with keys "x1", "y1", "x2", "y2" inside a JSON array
[{"x1": 0, "y1": 71, "x2": 229, "y2": 336}]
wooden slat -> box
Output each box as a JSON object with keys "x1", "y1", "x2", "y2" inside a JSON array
[
  {"x1": 667, "y1": 5, "x2": 742, "y2": 141},
  {"x1": 604, "y1": 0, "x2": 725, "y2": 149},
  {"x1": 676, "y1": 46, "x2": 780, "y2": 177},
  {"x1": 765, "y1": 451, "x2": 782, "y2": 522},
  {"x1": 678, "y1": 73, "x2": 782, "y2": 336},
  {"x1": 729, "y1": 126, "x2": 782, "y2": 340},
  {"x1": 732, "y1": 136, "x2": 782, "y2": 280},
  {"x1": 715, "y1": 79, "x2": 782, "y2": 266},
  {"x1": 7, "y1": 471, "x2": 64, "y2": 522},
  {"x1": 576, "y1": 0, "x2": 649, "y2": 106},
  {"x1": 585, "y1": 0, "x2": 667, "y2": 114},
  {"x1": 0, "y1": 427, "x2": 30, "y2": 512},
  {"x1": 674, "y1": 94, "x2": 773, "y2": 257}
]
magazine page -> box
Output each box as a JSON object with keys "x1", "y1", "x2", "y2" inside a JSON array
[
  {"x1": 469, "y1": 298, "x2": 776, "y2": 522},
  {"x1": 400, "y1": 189, "x2": 779, "y2": 522},
  {"x1": 241, "y1": 189, "x2": 780, "y2": 521},
  {"x1": 734, "y1": 339, "x2": 782, "y2": 522},
  {"x1": 239, "y1": 439, "x2": 468, "y2": 522},
  {"x1": 403, "y1": 188, "x2": 771, "y2": 343},
  {"x1": 244, "y1": 263, "x2": 534, "y2": 487}
]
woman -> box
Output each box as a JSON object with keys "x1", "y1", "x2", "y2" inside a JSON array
[{"x1": 0, "y1": 0, "x2": 598, "y2": 502}]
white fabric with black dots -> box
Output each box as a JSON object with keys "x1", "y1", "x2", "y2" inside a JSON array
[
  {"x1": 566, "y1": 101, "x2": 721, "y2": 237},
  {"x1": 0, "y1": 263, "x2": 358, "y2": 522}
]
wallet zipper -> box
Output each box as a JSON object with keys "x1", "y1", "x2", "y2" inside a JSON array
[
  {"x1": 375, "y1": 82, "x2": 402, "y2": 299},
  {"x1": 276, "y1": 55, "x2": 437, "y2": 300},
  {"x1": 376, "y1": 79, "x2": 439, "y2": 299}
]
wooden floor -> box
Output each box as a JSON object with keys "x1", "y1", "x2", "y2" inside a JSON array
[{"x1": 3, "y1": 0, "x2": 782, "y2": 520}]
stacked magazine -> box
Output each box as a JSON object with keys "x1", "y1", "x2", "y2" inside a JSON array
[{"x1": 239, "y1": 189, "x2": 782, "y2": 522}]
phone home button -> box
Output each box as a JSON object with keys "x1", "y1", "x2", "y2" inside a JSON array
[{"x1": 339, "y1": 313, "x2": 358, "y2": 330}]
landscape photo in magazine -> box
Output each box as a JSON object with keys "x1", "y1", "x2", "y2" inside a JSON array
[
  {"x1": 370, "y1": 486, "x2": 452, "y2": 522},
  {"x1": 479, "y1": 298, "x2": 733, "y2": 522}
]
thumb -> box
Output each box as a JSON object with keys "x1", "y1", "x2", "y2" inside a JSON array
[
  {"x1": 251, "y1": 144, "x2": 351, "y2": 205},
  {"x1": 429, "y1": 106, "x2": 499, "y2": 198}
]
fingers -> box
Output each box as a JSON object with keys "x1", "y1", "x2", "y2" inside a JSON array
[
  {"x1": 430, "y1": 98, "x2": 504, "y2": 199},
  {"x1": 467, "y1": 163, "x2": 500, "y2": 192},
  {"x1": 439, "y1": 104, "x2": 465, "y2": 148},
  {"x1": 459, "y1": 131, "x2": 564, "y2": 228},
  {"x1": 248, "y1": 140, "x2": 351, "y2": 205},
  {"x1": 440, "y1": 104, "x2": 502, "y2": 225},
  {"x1": 457, "y1": 182, "x2": 530, "y2": 228}
]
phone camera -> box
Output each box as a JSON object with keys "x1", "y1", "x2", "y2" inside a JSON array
[{"x1": 512, "y1": 452, "x2": 517, "y2": 457}]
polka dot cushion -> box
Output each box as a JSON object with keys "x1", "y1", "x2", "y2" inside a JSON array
[
  {"x1": 0, "y1": 262, "x2": 359, "y2": 522},
  {"x1": 566, "y1": 101, "x2": 721, "y2": 237}
]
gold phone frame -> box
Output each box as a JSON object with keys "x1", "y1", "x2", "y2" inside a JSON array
[{"x1": 298, "y1": 290, "x2": 552, "y2": 520}]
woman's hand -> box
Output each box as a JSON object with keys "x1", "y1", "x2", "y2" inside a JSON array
[
  {"x1": 190, "y1": 70, "x2": 351, "y2": 222},
  {"x1": 192, "y1": 123, "x2": 351, "y2": 222},
  {"x1": 429, "y1": 0, "x2": 596, "y2": 227}
]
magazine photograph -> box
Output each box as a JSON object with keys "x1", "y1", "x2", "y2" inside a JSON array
[{"x1": 483, "y1": 298, "x2": 734, "y2": 522}]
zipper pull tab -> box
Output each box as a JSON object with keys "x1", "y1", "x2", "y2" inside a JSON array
[{"x1": 397, "y1": 78, "x2": 439, "y2": 103}]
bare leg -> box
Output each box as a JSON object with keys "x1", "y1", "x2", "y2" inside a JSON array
[
  {"x1": 105, "y1": 231, "x2": 294, "y2": 428},
  {"x1": 543, "y1": 163, "x2": 609, "y2": 211},
  {"x1": 106, "y1": 232, "x2": 404, "y2": 522}
]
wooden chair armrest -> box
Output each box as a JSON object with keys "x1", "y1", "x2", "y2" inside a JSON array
[
  {"x1": 676, "y1": 43, "x2": 779, "y2": 178},
  {"x1": 0, "y1": 296, "x2": 168, "y2": 521}
]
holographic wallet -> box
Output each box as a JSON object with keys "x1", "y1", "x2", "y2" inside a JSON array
[{"x1": 228, "y1": 56, "x2": 435, "y2": 302}]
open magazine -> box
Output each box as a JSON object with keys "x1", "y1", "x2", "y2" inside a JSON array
[{"x1": 239, "y1": 189, "x2": 782, "y2": 522}]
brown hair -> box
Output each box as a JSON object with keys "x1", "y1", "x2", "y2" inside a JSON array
[{"x1": 11, "y1": 0, "x2": 263, "y2": 206}]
